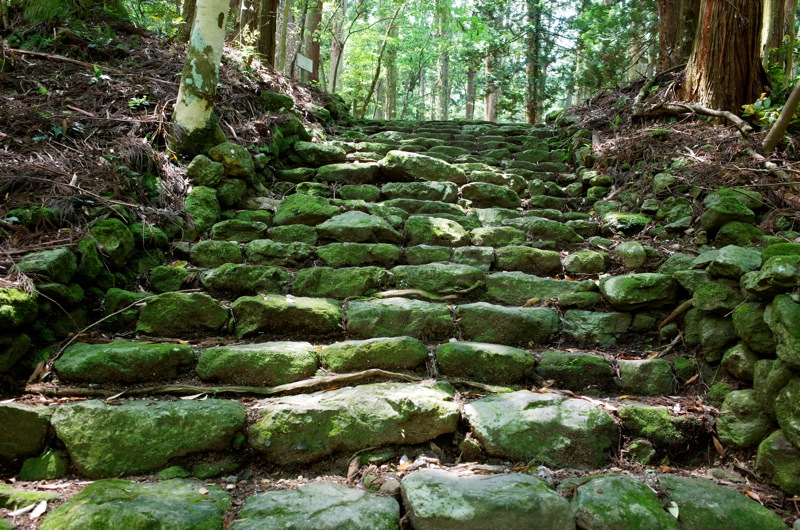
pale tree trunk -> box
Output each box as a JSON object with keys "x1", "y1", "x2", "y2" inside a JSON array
[
  {"x1": 278, "y1": 0, "x2": 291, "y2": 72},
  {"x1": 764, "y1": 76, "x2": 800, "y2": 154},
  {"x1": 525, "y1": 0, "x2": 542, "y2": 124},
  {"x1": 785, "y1": 0, "x2": 797, "y2": 86},
  {"x1": 170, "y1": 0, "x2": 229, "y2": 157},
  {"x1": 385, "y1": 22, "x2": 399, "y2": 119},
  {"x1": 180, "y1": 0, "x2": 197, "y2": 42},
  {"x1": 373, "y1": 80, "x2": 385, "y2": 119},
  {"x1": 419, "y1": 70, "x2": 426, "y2": 120},
  {"x1": 1, "y1": 0, "x2": 9, "y2": 30},
  {"x1": 465, "y1": 67, "x2": 476, "y2": 119},
  {"x1": 256, "y1": 0, "x2": 280, "y2": 67},
  {"x1": 302, "y1": 0, "x2": 324, "y2": 82},
  {"x1": 658, "y1": 0, "x2": 700, "y2": 70},
  {"x1": 435, "y1": 0, "x2": 451, "y2": 120},
  {"x1": 356, "y1": 3, "x2": 404, "y2": 119},
  {"x1": 762, "y1": 0, "x2": 785, "y2": 60},
  {"x1": 484, "y1": 54, "x2": 498, "y2": 122},
  {"x1": 682, "y1": 0, "x2": 764, "y2": 113},
  {"x1": 329, "y1": 0, "x2": 346, "y2": 92}
]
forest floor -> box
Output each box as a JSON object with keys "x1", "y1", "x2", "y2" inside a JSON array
[{"x1": 2, "y1": 21, "x2": 800, "y2": 530}]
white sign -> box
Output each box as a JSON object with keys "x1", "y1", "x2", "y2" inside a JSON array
[{"x1": 296, "y1": 54, "x2": 313, "y2": 73}]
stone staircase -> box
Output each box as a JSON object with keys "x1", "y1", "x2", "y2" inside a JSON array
[{"x1": 2, "y1": 119, "x2": 798, "y2": 529}]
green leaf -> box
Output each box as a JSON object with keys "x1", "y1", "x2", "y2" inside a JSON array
[{"x1": 667, "y1": 501, "x2": 679, "y2": 519}]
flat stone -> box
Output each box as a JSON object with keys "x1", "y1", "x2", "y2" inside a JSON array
[
  {"x1": 470, "y1": 208, "x2": 520, "y2": 226},
  {"x1": 232, "y1": 482, "x2": 399, "y2": 530},
  {"x1": 573, "y1": 475, "x2": 680, "y2": 530},
  {"x1": 197, "y1": 341, "x2": 317, "y2": 385},
  {"x1": 382, "y1": 198, "x2": 465, "y2": 216},
  {"x1": 40, "y1": 479, "x2": 230, "y2": 530},
  {"x1": 698, "y1": 197, "x2": 755, "y2": 236},
  {"x1": 456, "y1": 302, "x2": 559, "y2": 347},
  {"x1": 707, "y1": 245, "x2": 762, "y2": 279},
  {"x1": 381, "y1": 181, "x2": 458, "y2": 202},
  {"x1": 317, "y1": 211, "x2": 403, "y2": 243},
  {"x1": 0, "y1": 403, "x2": 51, "y2": 463},
  {"x1": 55, "y1": 341, "x2": 195, "y2": 384},
  {"x1": 494, "y1": 246, "x2": 561, "y2": 275},
  {"x1": 502, "y1": 217, "x2": 583, "y2": 244},
  {"x1": 189, "y1": 240, "x2": 243, "y2": 268},
  {"x1": 563, "y1": 310, "x2": 632, "y2": 347},
  {"x1": 379, "y1": 150, "x2": 467, "y2": 184},
  {"x1": 469, "y1": 172, "x2": 526, "y2": 193},
  {"x1": 321, "y1": 336, "x2": 428, "y2": 372},
  {"x1": 436, "y1": 342, "x2": 535, "y2": 383},
  {"x1": 742, "y1": 256, "x2": 800, "y2": 298},
  {"x1": 600, "y1": 273, "x2": 677, "y2": 310},
  {"x1": 210, "y1": 219, "x2": 268, "y2": 242},
  {"x1": 200, "y1": 264, "x2": 291, "y2": 295},
  {"x1": 618, "y1": 405, "x2": 701, "y2": 448},
  {"x1": 338, "y1": 184, "x2": 381, "y2": 202},
  {"x1": 392, "y1": 263, "x2": 483, "y2": 294},
  {"x1": 232, "y1": 295, "x2": 342, "y2": 339},
  {"x1": 249, "y1": 382, "x2": 459, "y2": 464},
  {"x1": 316, "y1": 162, "x2": 380, "y2": 183},
  {"x1": 460, "y1": 182, "x2": 520, "y2": 209},
  {"x1": 0, "y1": 483, "x2": 61, "y2": 509},
  {"x1": 453, "y1": 246, "x2": 495, "y2": 271},
  {"x1": 273, "y1": 194, "x2": 340, "y2": 226},
  {"x1": 137, "y1": 292, "x2": 228, "y2": 336},
  {"x1": 290, "y1": 141, "x2": 347, "y2": 167},
  {"x1": 317, "y1": 242, "x2": 401, "y2": 268},
  {"x1": 616, "y1": 359, "x2": 675, "y2": 395},
  {"x1": 51, "y1": 400, "x2": 245, "y2": 477},
  {"x1": 16, "y1": 247, "x2": 77, "y2": 284},
  {"x1": 244, "y1": 240, "x2": 314, "y2": 268},
  {"x1": 405, "y1": 216, "x2": 470, "y2": 247},
  {"x1": 564, "y1": 250, "x2": 608, "y2": 274},
  {"x1": 464, "y1": 390, "x2": 618, "y2": 468},
  {"x1": 658, "y1": 475, "x2": 788, "y2": 530},
  {"x1": 346, "y1": 298, "x2": 454, "y2": 341},
  {"x1": 293, "y1": 266, "x2": 392, "y2": 298},
  {"x1": 486, "y1": 272, "x2": 594, "y2": 306},
  {"x1": 536, "y1": 351, "x2": 614, "y2": 391},
  {"x1": 402, "y1": 469, "x2": 574, "y2": 530}
]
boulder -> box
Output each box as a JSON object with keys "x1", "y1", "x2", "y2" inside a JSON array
[
  {"x1": 563, "y1": 310, "x2": 632, "y2": 348},
  {"x1": 766, "y1": 294, "x2": 800, "y2": 369},
  {"x1": 755, "y1": 430, "x2": 800, "y2": 496},
  {"x1": 289, "y1": 141, "x2": 347, "y2": 167},
  {"x1": 208, "y1": 141, "x2": 255, "y2": 180},
  {"x1": 293, "y1": 266, "x2": 392, "y2": 298},
  {"x1": 273, "y1": 194, "x2": 340, "y2": 226},
  {"x1": 600, "y1": 273, "x2": 677, "y2": 310},
  {"x1": 16, "y1": 247, "x2": 77, "y2": 284},
  {"x1": 379, "y1": 150, "x2": 467, "y2": 184},
  {"x1": 317, "y1": 211, "x2": 403, "y2": 244},
  {"x1": 200, "y1": 264, "x2": 291, "y2": 295},
  {"x1": 189, "y1": 240, "x2": 243, "y2": 268},
  {"x1": 184, "y1": 186, "x2": 221, "y2": 232},
  {"x1": 0, "y1": 403, "x2": 51, "y2": 464},
  {"x1": 0, "y1": 288, "x2": 37, "y2": 329},
  {"x1": 717, "y1": 390, "x2": 774, "y2": 448},
  {"x1": 317, "y1": 243, "x2": 402, "y2": 268},
  {"x1": 405, "y1": 216, "x2": 470, "y2": 247}
]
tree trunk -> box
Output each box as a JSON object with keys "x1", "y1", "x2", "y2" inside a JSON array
[
  {"x1": 329, "y1": 0, "x2": 346, "y2": 92},
  {"x1": 373, "y1": 80, "x2": 385, "y2": 119},
  {"x1": 256, "y1": 0, "x2": 279, "y2": 67},
  {"x1": 763, "y1": 76, "x2": 800, "y2": 154},
  {"x1": 465, "y1": 67, "x2": 476, "y2": 119},
  {"x1": 180, "y1": 0, "x2": 198, "y2": 42},
  {"x1": 682, "y1": 0, "x2": 764, "y2": 113},
  {"x1": 658, "y1": 0, "x2": 700, "y2": 70},
  {"x1": 419, "y1": 69, "x2": 426, "y2": 120},
  {"x1": 356, "y1": 2, "x2": 404, "y2": 119},
  {"x1": 278, "y1": 0, "x2": 291, "y2": 72},
  {"x1": 525, "y1": 0, "x2": 542, "y2": 124},
  {"x1": 484, "y1": 54, "x2": 498, "y2": 122},
  {"x1": 435, "y1": 0, "x2": 451, "y2": 120},
  {"x1": 170, "y1": 0, "x2": 229, "y2": 157},
  {"x1": 302, "y1": 0, "x2": 323, "y2": 82},
  {"x1": 761, "y1": 0, "x2": 785, "y2": 60},
  {"x1": 785, "y1": 0, "x2": 797, "y2": 86},
  {"x1": 385, "y1": 21, "x2": 399, "y2": 119}
]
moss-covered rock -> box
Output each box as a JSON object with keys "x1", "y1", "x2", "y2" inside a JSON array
[
  {"x1": 232, "y1": 294, "x2": 342, "y2": 339},
  {"x1": 776, "y1": 380, "x2": 800, "y2": 448},
  {"x1": 392, "y1": 263, "x2": 483, "y2": 295},
  {"x1": 659, "y1": 475, "x2": 787, "y2": 530},
  {"x1": 52, "y1": 400, "x2": 245, "y2": 477},
  {"x1": 563, "y1": 310, "x2": 632, "y2": 348},
  {"x1": 732, "y1": 302, "x2": 776, "y2": 356},
  {"x1": 321, "y1": 336, "x2": 428, "y2": 372},
  {"x1": 209, "y1": 219, "x2": 268, "y2": 242},
  {"x1": 137, "y1": 292, "x2": 228, "y2": 336},
  {"x1": 244, "y1": 239, "x2": 315, "y2": 267},
  {"x1": 16, "y1": 247, "x2": 77, "y2": 284},
  {"x1": 470, "y1": 227, "x2": 526, "y2": 248},
  {"x1": 456, "y1": 302, "x2": 559, "y2": 347},
  {"x1": 464, "y1": 390, "x2": 618, "y2": 468},
  {"x1": 184, "y1": 186, "x2": 221, "y2": 232},
  {"x1": 502, "y1": 217, "x2": 583, "y2": 244},
  {"x1": 379, "y1": 150, "x2": 467, "y2": 184},
  {"x1": 55, "y1": 341, "x2": 195, "y2": 384},
  {"x1": 0, "y1": 288, "x2": 37, "y2": 329},
  {"x1": 0, "y1": 483, "x2": 61, "y2": 509},
  {"x1": 186, "y1": 154, "x2": 225, "y2": 187},
  {"x1": 698, "y1": 196, "x2": 755, "y2": 236},
  {"x1": 563, "y1": 250, "x2": 608, "y2": 274},
  {"x1": 338, "y1": 184, "x2": 381, "y2": 202},
  {"x1": 573, "y1": 475, "x2": 680, "y2": 530},
  {"x1": 273, "y1": 193, "x2": 340, "y2": 226},
  {"x1": 40, "y1": 479, "x2": 230, "y2": 530},
  {"x1": 381, "y1": 181, "x2": 458, "y2": 203},
  {"x1": 755, "y1": 430, "x2": 800, "y2": 496},
  {"x1": 766, "y1": 294, "x2": 800, "y2": 369},
  {"x1": 721, "y1": 342, "x2": 759, "y2": 381},
  {"x1": 493, "y1": 246, "x2": 561, "y2": 275},
  {"x1": 249, "y1": 382, "x2": 458, "y2": 464},
  {"x1": 316, "y1": 162, "x2": 380, "y2": 184},
  {"x1": 486, "y1": 271, "x2": 595, "y2": 306},
  {"x1": 268, "y1": 224, "x2": 318, "y2": 245},
  {"x1": 0, "y1": 403, "x2": 51, "y2": 464},
  {"x1": 289, "y1": 141, "x2": 347, "y2": 167},
  {"x1": 460, "y1": 182, "x2": 520, "y2": 209},
  {"x1": 149, "y1": 265, "x2": 191, "y2": 293},
  {"x1": 317, "y1": 211, "x2": 403, "y2": 244},
  {"x1": 436, "y1": 342, "x2": 535, "y2": 384},
  {"x1": 753, "y1": 359, "x2": 794, "y2": 418},
  {"x1": 196, "y1": 341, "x2": 317, "y2": 385},
  {"x1": 293, "y1": 266, "x2": 392, "y2": 298},
  {"x1": 404, "y1": 245, "x2": 451, "y2": 265},
  {"x1": 346, "y1": 298, "x2": 454, "y2": 341},
  {"x1": 260, "y1": 90, "x2": 294, "y2": 111},
  {"x1": 200, "y1": 263, "x2": 291, "y2": 295},
  {"x1": 19, "y1": 449, "x2": 69, "y2": 481},
  {"x1": 233, "y1": 482, "x2": 399, "y2": 530},
  {"x1": 317, "y1": 243, "x2": 401, "y2": 268},
  {"x1": 618, "y1": 405, "x2": 701, "y2": 448},
  {"x1": 600, "y1": 273, "x2": 676, "y2": 310},
  {"x1": 693, "y1": 280, "x2": 744, "y2": 314},
  {"x1": 684, "y1": 309, "x2": 737, "y2": 362},
  {"x1": 207, "y1": 141, "x2": 255, "y2": 180},
  {"x1": 536, "y1": 351, "x2": 614, "y2": 391},
  {"x1": 189, "y1": 239, "x2": 243, "y2": 268},
  {"x1": 717, "y1": 390, "x2": 774, "y2": 448}
]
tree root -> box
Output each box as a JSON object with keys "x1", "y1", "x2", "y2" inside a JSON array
[
  {"x1": 26, "y1": 369, "x2": 425, "y2": 398},
  {"x1": 633, "y1": 102, "x2": 753, "y2": 137}
]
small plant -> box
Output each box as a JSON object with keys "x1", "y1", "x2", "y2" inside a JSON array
[{"x1": 128, "y1": 95, "x2": 150, "y2": 110}]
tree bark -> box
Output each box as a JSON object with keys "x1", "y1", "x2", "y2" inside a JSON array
[
  {"x1": 785, "y1": 0, "x2": 797, "y2": 86},
  {"x1": 761, "y1": 0, "x2": 785, "y2": 61},
  {"x1": 277, "y1": 0, "x2": 291, "y2": 72},
  {"x1": 465, "y1": 67, "x2": 476, "y2": 119},
  {"x1": 328, "y1": 0, "x2": 346, "y2": 92},
  {"x1": 385, "y1": 20, "x2": 399, "y2": 119},
  {"x1": 525, "y1": 0, "x2": 542, "y2": 124},
  {"x1": 169, "y1": 0, "x2": 229, "y2": 157},
  {"x1": 682, "y1": 0, "x2": 764, "y2": 113},
  {"x1": 763, "y1": 77, "x2": 800, "y2": 154},
  {"x1": 256, "y1": 0, "x2": 279, "y2": 67},
  {"x1": 658, "y1": 0, "x2": 700, "y2": 70},
  {"x1": 435, "y1": 0, "x2": 451, "y2": 120},
  {"x1": 302, "y1": 0, "x2": 323, "y2": 82},
  {"x1": 180, "y1": 0, "x2": 198, "y2": 42},
  {"x1": 484, "y1": 54, "x2": 498, "y2": 122}
]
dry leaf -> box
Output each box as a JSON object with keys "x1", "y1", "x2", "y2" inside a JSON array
[
  {"x1": 523, "y1": 298, "x2": 540, "y2": 307},
  {"x1": 712, "y1": 435, "x2": 726, "y2": 456},
  {"x1": 683, "y1": 374, "x2": 700, "y2": 387},
  {"x1": 180, "y1": 393, "x2": 206, "y2": 400},
  {"x1": 667, "y1": 501, "x2": 679, "y2": 518},
  {"x1": 105, "y1": 391, "x2": 126, "y2": 402},
  {"x1": 198, "y1": 487, "x2": 209, "y2": 495},
  {"x1": 30, "y1": 501, "x2": 47, "y2": 519},
  {"x1": 744, "y1": 490, "x2": 762, "y2": 504},
  {"x1": 8, "y1": 504, "x2": 35, "y2": 517},
  {"x1": 346, "y1": 457, "x2": 361, "y2": 482}
]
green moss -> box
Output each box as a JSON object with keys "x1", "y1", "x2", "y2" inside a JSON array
[
  {"x1": 90, "y1": 218, "x2": 135, "y2": 269},
  {"x1": 184, "y1": 186, "x2": 221, "y2": 232},
  {"x1": 0, "y1": 288, "x2": 38, "y2": 329}
]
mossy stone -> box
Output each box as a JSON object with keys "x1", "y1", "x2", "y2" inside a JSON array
[
  {"x1": 317, "y1": 211, "x2": 403, "y2": 244},
  {"x1": 215, "y1": 178, "x2": 248, "y2": 208},
  {"x1": 766, "y1": 294, "x2": 800, "y2": 369},
  {"x1": 753, "y1": 359, "x2": 794, "y2": 418},
  {"x1": 717, "y1": 389, "x2": 774, "y2": 448},
  {"x1": 616, "y1": 359, "x2": 675, "y2": 395},
  {"x1": 618, "y1": 405, "x2": 699, "y2": 448},
  {"x1": 776, "y1": 380, "x2": 800, "y2": 448},
  {"x1": 563, "y1": 310, "x2": 632, "y2": 348},
  {"x1": 436, "y1": 342, "x2": 535, "y2": 384},
  {"x1": 501, "y1": 217, "x2": 583, "y2": 244},
  {"x1": 392, "y1": 263, "x2": 483, "y2": 295},
  {"x1": 470, "y1": 227, "x2": 526, "y2": 248},
  {"x1": 197, "y1": 341, "x2": 317, "y2": 385},
  {"x1": 456, "y1": 302, "x2": 559, "y2": 347},
  {"x1": 273, "y1": 193, "x2": 339, "y2": 226},
  {"x1": 486, "y1": 271, "x2": 595, "y2": 306},
  {"x1": 235, "y1": 209, "x2": 273, "y2": 225},
  {"x1": 404, "y1": 245, "x2": 451, "y2": 265},
  {"x1": 536, "y1": 351, "x2": 614, "y2": 391},
  {"x1": 185, "y1": 186, "x2": 221, "y2": 232},
  {"x1": 137, "y1": 292, "x2": 228, "y2": 336},
  {"x1": 244, "y1": 239, "x2": 315, "y2": 267},
  {"x1": 40, "y1": 479, "x2": 231, "y2": 530},
  {"x1": 19, "y1": 450, "x2": 69, "y2": 480},
  {"x1": 189, "y1": 240, "x2": 242, "y2": 268},
  {"x1": 232, "y1": 294, "x2": 342, "y2": 339},
  {"x1": 269, "y1": 224, "x2": 318, "y2": 245},
  {"x1": 200, "y1": 263, "x2": 291, "y2": 295},
  {"x1": 0, "y1": 403, "x2": 51, "y2": 462},
  {"x1": 693, "y1": 280, "x2": 744, "y2": 314},
  {"x1": 715, "y1": 222, "x2": 764, "y2": 247},
  {"x1": 755, "y1": 430, "x2": 800, "y2": 495},
  {"x1": 16, "y1": 247, "x2": 77, "y2": 284},
  {"x1": 379, "y1": 150, "x2": 467, "y2": 184},
  {"x1": 600, "y1": 273, "x2": 676, "y2": 310},
  {"x1": 210, "y1": 219, "x2": 268, "y2": 242},
  {"x1": 293, "y1": 266, "x2": 392, "y2": 298},
  {"x1": 55, "y1": 340, "x2": 196, "y2": 384},
  {"x1": 338, "y1": 184, "x2": 381, "y2": 202},
  {"x1": 207, "y1": 141, "x2": 255, "y2": 180},
  {"x1": 0, "y1": 288, "x2": 37, "y2": 329},
  {"x1": 102, "y1": 288, "x2": 148, "y2": 330},
  {"x1": 321, "y1": 336, "x2": 428, "y2": 372},
  {"x1": 260, "y1": 90, "x2": 294, "y2": 111},
  {"x1": 563, "y1": 250, "x2": 608, "y2": 274},
  {"x1": 0, "y1": 483, "x2": 60, "y2": 509},
  {"x1": 721, "y1": 342, "x2": 759, "y2": 381},
  {"x1": 317, "y1": 243, "x2": 401, "y2": 268},
  {"x1": 0, "y1": 333, "x2": 32, "y2": 373},
  {"x1": 493, "y1": 246, "x2": 561, "y2": 275},
  {"x1": 684, "y1": 309, "x2": 737, "y2": 362},
  {"x1": 698, "y1": 196, "x2": 755, "y2": 236},
  {"x1": 346, "y1": 297, "x2": 454, "y2": 341},
  {"x1": 149, "y1": 265, "x2": 190, "y2": 293},
  {"x1": 75, "y1": 237, "x2": 104, "y2": 281},
  {"x1": 186, "y1": 154, "x2": 225, "y2": 187},
  {"x1": 762, "y1": 242, "x2": 800, "y2": 260},
  {"x1": 290, "y1": 141, "x2": 347, "y2": 167},
  {"x1": 381, "y1": 181, "x2": 458, "y2": 202}
]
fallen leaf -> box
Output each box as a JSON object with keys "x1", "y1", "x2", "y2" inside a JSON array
[
  {"x1": 712, "y1": 435, "x2": 726, "y2": 456},
  {"x1": 8, "y1": 504, "x2": 36, "y2": 517},
  {"x1": 105, "y1": 391, "x2": 126, "y2": 402},
  {"x1": 667, "y1": 501, "x2": 679, "y2": 518},
  {"x1": 523, "y1": 298, "x2": 540, "y2": 307},
  {"x1": 180, "y1": 393, "x2": 206, "y2": 400},
  {"x1": 347, "y1": 457, "x2": 361, "y2": 482},
  {"x1": 30, "y1": 501, "x2": 47, "y2": 519},
  {"x1": 683, "y1": 374, "x2": 700, "y2": 387},
  {"x1": 198, "y1": 487, "x2": 209, "y2": 495},
  {"x1": 744, "y1": 490, "x2": 762, "y2": 504}
]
